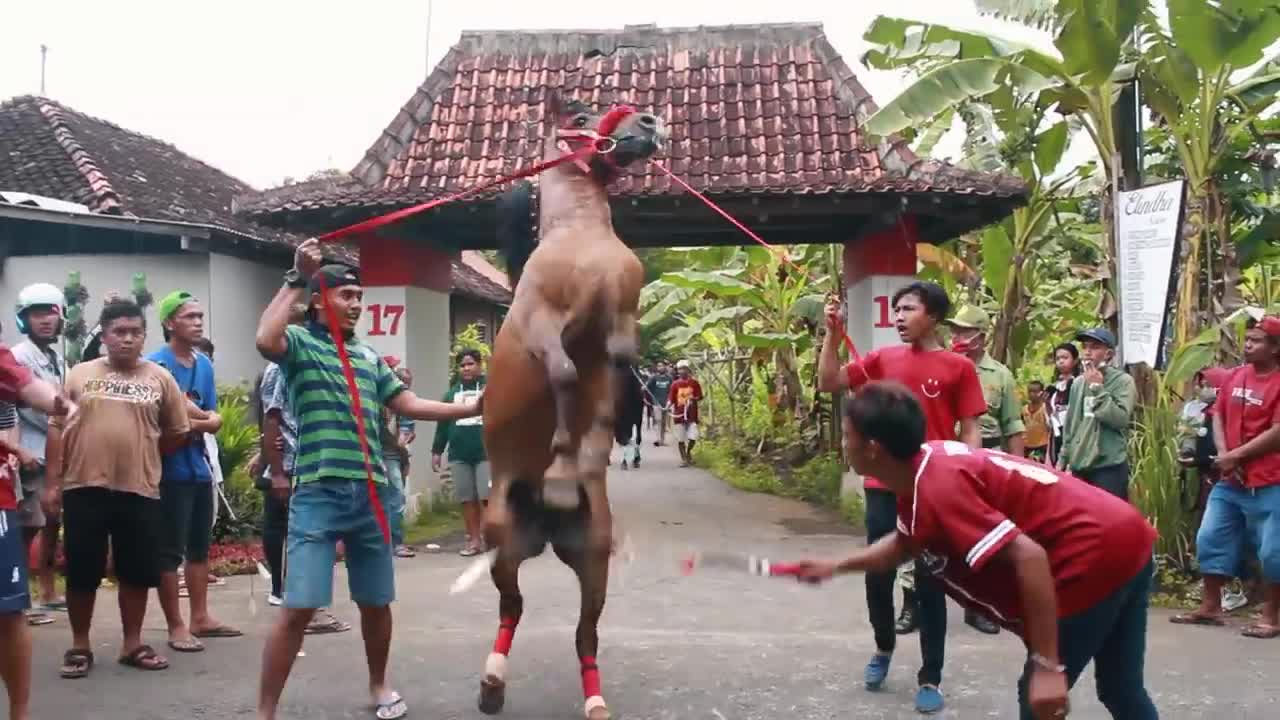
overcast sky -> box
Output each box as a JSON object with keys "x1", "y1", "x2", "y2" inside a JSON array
[{"x1": 4, "y1": 0, "x2": 1062, "y2": 191}]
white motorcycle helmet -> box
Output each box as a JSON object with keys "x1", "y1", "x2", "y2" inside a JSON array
[{"x1": 15, "y1": 282, "x2": 66, "y2": 335}]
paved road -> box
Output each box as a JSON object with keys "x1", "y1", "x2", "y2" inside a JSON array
[{"x1": 27, "y1": 442, "x2": 1280, "y2": 719}]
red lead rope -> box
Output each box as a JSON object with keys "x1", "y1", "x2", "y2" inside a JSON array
[
  {"x1": 318, "y1": 276, "x2": 392, "y2": 545},
  {"x1": 316, "y1": 145, "x2": 597, "y2": 244}
]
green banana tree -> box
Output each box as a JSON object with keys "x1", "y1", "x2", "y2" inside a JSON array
[
  {"x1": 1135, "y1": 0, "x2": 1280, "y2": 346},
  {"x1": 860, "y1": 0, "x2": 1141, "y2": 319},
  {"x1": 639, "y1": 245, "x2": 829, "y2": 420}
]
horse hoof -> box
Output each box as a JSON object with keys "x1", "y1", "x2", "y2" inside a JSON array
[
  {"x1": 585, "y1": 696, "x2": 611, "y2": 720},
  {"x1": 478, "y1": 678, "x2": 506, "y2": 715}
]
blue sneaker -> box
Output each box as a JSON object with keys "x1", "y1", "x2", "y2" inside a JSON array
[
  {"x1": 863, "y1": 653, "x2": 891, "y2": 690},
  {"x1": 915, "y1": 684, "x2": 945, "y2": 714}
]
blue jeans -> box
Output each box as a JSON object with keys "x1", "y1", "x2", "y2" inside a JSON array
[
  {"x1": 284, "y1": 479, "x2": 397, "y2": 609},
  {"x1": 1196, "y1": 483, "x2": 1280, "y2": 582},
  {"x1": 865, "y1": 488, "x2": 946, "y2": 686},
  {"x1": 1017, "y1": 560, "x2": 1157, "y2": 720}
]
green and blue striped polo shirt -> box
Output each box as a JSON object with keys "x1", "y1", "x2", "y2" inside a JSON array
[{"x1": 279, "y1": 323, "x2": 405, "y2": 484}]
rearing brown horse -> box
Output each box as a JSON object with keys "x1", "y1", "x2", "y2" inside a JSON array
[{"x1": 478, "y1": 94, "x2": 667, "y2": 720}]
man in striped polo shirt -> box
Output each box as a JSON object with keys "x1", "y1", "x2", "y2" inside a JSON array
[{"x1": 254, "y1": 239, "x2": 482, "y2": 720}]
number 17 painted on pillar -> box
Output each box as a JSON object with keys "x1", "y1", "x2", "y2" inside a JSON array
[{"x1": 366, "y1": 303, "x2": 405, "y2": 336}]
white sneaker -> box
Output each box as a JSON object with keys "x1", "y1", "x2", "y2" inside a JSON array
[
  {"x1": 267, "y1": 594, "x2": 283, "y2": 607},
  {"x1": 1222, "y1": 588, "x2": 1248, "y2": 612}
]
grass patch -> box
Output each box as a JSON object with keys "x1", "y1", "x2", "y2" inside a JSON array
[
  {"x1": 403, "y1": 500, "x2": 465, "y2": 545},
  {"x1": 694, "y1": 438, "x2": 864, "y2": 530}
]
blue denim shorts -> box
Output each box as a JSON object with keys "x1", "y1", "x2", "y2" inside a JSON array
[
  {"x1": 0, "y1": 511, "x2": 31, "y2": 614},
  {"x1": 284, "y1": 479, "x2": 398, "y2": 609},
  {"x1": 1196, "y1": 483, "x2": 1280, "y2": 582}
]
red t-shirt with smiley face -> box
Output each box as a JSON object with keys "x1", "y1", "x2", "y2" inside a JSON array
[{"x1": 844, "y1": 345, "x2": 988, "y2": 490}]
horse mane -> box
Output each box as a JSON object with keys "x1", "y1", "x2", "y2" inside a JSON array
[{"x1": 496, "y1": 180, "x2": 536, "y2": 287}]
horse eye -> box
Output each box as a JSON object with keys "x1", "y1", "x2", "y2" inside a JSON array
[{"x1": 574, "y1": 115, "x2": 588, "y2": 128}]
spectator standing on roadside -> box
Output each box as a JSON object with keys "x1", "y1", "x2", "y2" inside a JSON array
[
  {"x1": 668, "y1": 360, "x2": 703, "y2": 467},
  {"x1": 432, "y1": 349, "x2": 489, "y2": 557},
  {"x1": 381, "y1": 356, "x2": 416, "y2": 559},
  {"x1": 946, "y1": 307, "x2": 1025, "y2": 458},
  {"x1": 1045, "y1": 343, "x2": 1080, "y2": 467},
  {"x1": 1056, "y1": 328, "x2": 1136, "y2": 501},
  {"x1": 45, "y1": 299, "x2": 189, "y2": 678},
  {"x1": 1023, "y1": 381, "x2": 1051, "y2": 463},
  {"x1": 1171, "y1": 316, "x2": 1280, "y2": 640},
  {"x1": 149, "y1": 291, "x2": 241, "y2": 652},
  {"x1": 10, "y1": 283, "x2": 68, "y2": 626},
  {"x1": 646, "y1": 361, "x2": 674, "y2": 446},
  {"x1": 0, "y1": 340, "x2": 72, "y2": 718}
]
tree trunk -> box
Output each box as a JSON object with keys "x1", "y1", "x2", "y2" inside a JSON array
[
  {"x1": 1206, "y1": 183, "x2": 1244, "y2": 362},
  {"x1": 1174, "y1": 193, "x2": 1206, "y2": 350}
]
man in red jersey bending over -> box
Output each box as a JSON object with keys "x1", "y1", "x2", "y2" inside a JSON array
[
  {"x1": 795, "y1": 382, "x2": 1159, "y2": 720},
  {"x1": 817, "y1": 280, "x2": 987, "y2": 715}
]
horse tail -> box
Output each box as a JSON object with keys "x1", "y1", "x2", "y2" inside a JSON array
[{"x1": 496, "y1": 180, "x2": 536, "y2": 287}]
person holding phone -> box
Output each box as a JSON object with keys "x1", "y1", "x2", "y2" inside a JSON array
[{"x1": 1055, "y1": 329, "x2": 1136, "y2": 501}]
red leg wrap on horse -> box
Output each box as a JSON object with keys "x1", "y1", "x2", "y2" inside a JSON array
[
  {"x1": 493, "y1": 618, "x2": 518, "y2": 655},
  {"x1": 580, "y1": 657, "x2": 602, "y2": 698}
]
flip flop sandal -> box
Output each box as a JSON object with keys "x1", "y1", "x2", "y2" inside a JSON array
[
  {"x1": 305, "y1": 618, "x2": 353, "y2": 635},
  {"x1": 60, "y1": 649, "x2": 94, "y2": 679},
  {"x1": 459, "y1": 546, "x2": 480, "y2": 557},
  {"x1": 118, "y1": 645, "x2": 169, "y2": 671},
  {"x1": 26, "y1": 611, "x2": 55, "y2": 626},
  {"x1": 193, "y1": 625, "x2": 244, "y2": 638},
  {"x1": 374, "y1": 691, "x2": 408, "y2": 719},
  {"x1": 1170, "y1": 612, "x2": 1225, "y2": 626},
  {"x1": 208, "y1": 575, "x2": 227, "y2": 586},
  {"x1": 1241, "y1": 623, "x2": 1280, "y2": 639},
  {"x1": 42, "y1": 599, "x2": 68, "y2": 612},
  {"x1": 167, "y1": 638, "x2": 206, "y2": 653},
  {"x1": 394, "y1": 546, "x2": 417, "y2": 558}
]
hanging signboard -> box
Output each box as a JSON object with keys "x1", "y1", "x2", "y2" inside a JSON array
[{"x1": 1114, "y1": 179, "x2": 1185, "y2": 368}]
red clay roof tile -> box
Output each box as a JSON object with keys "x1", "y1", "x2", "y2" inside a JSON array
[{"x1": 237, "y1": 22, "x2": 1025, "y2": 219}]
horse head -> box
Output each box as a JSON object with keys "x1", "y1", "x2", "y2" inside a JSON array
[{"x1": 546, "y1": 93, "x2": 668, "y2": 179}]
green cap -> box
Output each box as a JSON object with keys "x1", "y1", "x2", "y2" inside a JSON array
[
  {"x1": 157, "y1": 290, "x2": 196, "y2": 323},
  {"x1": 945, "y1": 306, "x2": 991, "y2": 332}
]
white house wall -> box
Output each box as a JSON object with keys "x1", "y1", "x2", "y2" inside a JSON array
[{"x1": 208, "y1": 252, "x2": 287, "y2": 386}]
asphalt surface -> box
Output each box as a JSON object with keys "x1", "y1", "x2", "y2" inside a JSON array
[{"x1": 25, "y1": 441, "x2": 1280, "y2": 719}]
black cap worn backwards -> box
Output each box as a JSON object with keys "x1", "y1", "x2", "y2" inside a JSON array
[{"x1": 308, "y1": 264, "x2": 361, "y2": 294}]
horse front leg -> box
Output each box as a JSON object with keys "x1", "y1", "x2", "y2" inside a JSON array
[
  {"x1": 479, "y1": 545, "x2": 527, "y2": 715},
  {"x1": 528, "y1": 310, "x2": 581, "y2": 510}
]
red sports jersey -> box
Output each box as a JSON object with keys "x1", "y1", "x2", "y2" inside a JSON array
[
  {"x1": 0, "y1": 346, "x2": 32, "y2": 511},
  {"x1": 844, "y1": 345, "x2": 987, "y2": 490},
  {"x1": 668, "y1": 378, "x2": 703, "y2": 425},
  {"x1": 1210, "y1": 365, "x2": 1280, "y2": 489},
  {"x1": 895, "y1": 441, "x2": 1155, "y2": 631}
]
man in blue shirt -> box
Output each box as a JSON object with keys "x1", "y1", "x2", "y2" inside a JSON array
[{"x1": 149, "y1": 290, "x2": 240, "y2": 653}]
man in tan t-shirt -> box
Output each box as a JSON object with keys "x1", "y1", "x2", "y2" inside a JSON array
[{"x1": 44, "y1": 299, "x2": 190, "y2": 678}]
